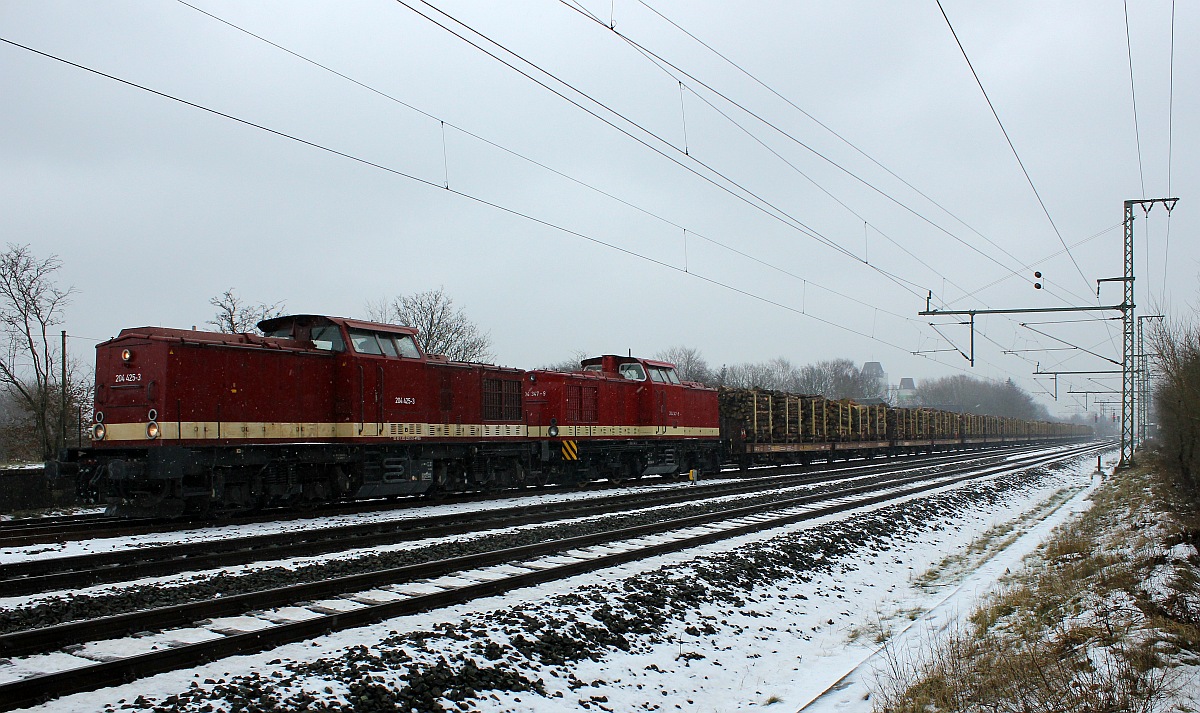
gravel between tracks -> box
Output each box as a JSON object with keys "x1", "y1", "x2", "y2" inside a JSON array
[{"x1": 14, "y1": 453, "x2": 1106, "y2": 712}]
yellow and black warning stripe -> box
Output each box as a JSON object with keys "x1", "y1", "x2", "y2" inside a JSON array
[{"x1": 561, "y1": 440, "x2": 579, "y2": 461}]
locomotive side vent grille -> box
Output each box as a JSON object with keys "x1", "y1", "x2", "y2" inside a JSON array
[{"x1": 389, "y1": 423, "x2": 424, "y2": 437}]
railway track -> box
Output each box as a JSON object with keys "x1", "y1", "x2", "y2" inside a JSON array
[
  {"x1": 0, "y1": 444, "x2": 1065, "y2": 596},
  {"x1": 0, "y1": 442, "x2": 1067, "y2": 549},
  {"x1": 0, "y1": 442, "x2": 1104, "y2": 710}
]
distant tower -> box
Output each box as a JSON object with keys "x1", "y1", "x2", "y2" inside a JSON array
[
  {"x1": 861, "y1": 362, "x2": 887, "y2": 398},
  {"x1": 898, "y1": 377, "x2": 917, "y2": 405},
  {"x1": 861, "y1": 361, "x2": 886, "y2": 382}
]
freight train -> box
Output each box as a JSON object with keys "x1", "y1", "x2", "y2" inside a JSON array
[{"x1": 48, "y1": 314, "x2": 1091, "y2": 517}]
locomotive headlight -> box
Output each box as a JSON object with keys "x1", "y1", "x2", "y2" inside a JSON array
[
  {"x1": 91, "y1": 423, "x2": 106, "y2": 441},
  {"x1": 121, "y1": 348, "x2": 134, "y2": 363},
  {"x1": 548, "y1": 418, "x2": 559, "y2": 438},
  {"x1": 146, "y1": 421, "x2": 160, "y2": 439}
]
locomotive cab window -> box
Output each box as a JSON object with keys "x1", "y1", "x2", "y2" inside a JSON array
[
  {"x1": 394, "y1": 334, "x2": 421, "y2": 358},
  {"x1": 349, "y1": 329, "x2": 384, "y2": 355},
  {"x1": 310, "y1": 325, "x2": 345, "y2": 352},
  {"x1": 619, "y1": 364, "x2": 646, "y2": 381},
  {"x1": 648, "y1": 366, "x2": 680, "y2": 384},
  {"x1": 377, "y1": 335, "x2": 401, "y2": 357},
  {"x1": 349, "y1": 329, "x2": 421, "y2": 358}
]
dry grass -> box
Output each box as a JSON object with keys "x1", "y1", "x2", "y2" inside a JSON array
[{"x1": 871, "y1": 462, "x2": 1200, "y2": 713}]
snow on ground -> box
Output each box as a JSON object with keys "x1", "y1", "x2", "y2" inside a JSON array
[
  {"x1": 0, "y1": 451, "x2": 1057, "y2": 614},
  {"x1": 0, "y1": 452, "x2": 988, "y2": 565},
  {"x1": 0, "y1": 471, "x2": 847, "y2": 566},
  {"x1": 800, "y1": 456, "x2": 1108, "y2": 712},
  {"x1": 0, "y1": 474, "x2": 911, "y2": 612},
  {"x1": 8, "y1": 449, "x2": 1111, "y2": 712}
]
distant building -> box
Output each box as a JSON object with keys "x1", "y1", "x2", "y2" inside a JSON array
[
  {"x1": 895, "y1": 377, "x2": 918, "y2": 406},
  {"x1": 862, "y1": 362, "x2": 886, "y2": 381}
]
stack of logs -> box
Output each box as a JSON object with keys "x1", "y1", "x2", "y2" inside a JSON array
[
  {"x1": 888, "y1": 407, "x2": 962, "y2": 440},
  {"x1": 720, "y1": 387, "x2": 1092, "y2": 443},
  {"x1": 719, "y1": 387, "x2": 887, "y2": 442}
]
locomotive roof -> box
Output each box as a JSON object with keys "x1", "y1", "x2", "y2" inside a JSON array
[
  {"x1": 258, "y1": 314, "x2": 418, "y2": 336},
  {"x1": 103, "y1": 326, "x2": 307, "y2": 351},
  {"x1": 579, "y1": 355, "x2": 679, "y2": 369}
]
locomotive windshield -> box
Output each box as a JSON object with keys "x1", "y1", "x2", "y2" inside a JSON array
[
  {"x1": 348, "y1": 329, "x2": 421, "y2": 358},
  {"x1": 648, "y1": 366, "x2": 681, "y2": 384},
  {"x1": 309, "y1": 325, "x2": 345, "y2": 352},
  {"x1": 619, "y1": 363, "x2": 646, "y2": 380},
  {"x1": 259, "y1": 316, "x2": 346, "y2": 352}
]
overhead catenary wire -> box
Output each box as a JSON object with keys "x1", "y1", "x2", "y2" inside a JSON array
[
  {"x1": 936, "y1": 0, "x2": 1094, "y2": 298},
  {"x1": 395, "y1": 0, "x2": 992, "y2": 308},
  {"x1": 606, "y1": 29, "x2": 983, "y2": 307},
  {"x1": 1162, "y1": 0, "x2": 1176, "y2": 306},
  {"x1": 561, "y1": 0, "x2": 1100, "y2": 310},
  {"x1": 1124, "y1": 0, "x2": 1147, "y2": 199},
  {"x1": 630, "y1": 0, "x2": 1031, "y2": 278},
  {"x1": 566, "y1": 0, "x2": 1122, "y2": 383},
  {"x1": 395, "y1": 0, "x2": 896, "y2": 282},
  {"x1": 1020, "y1": 323, "x2": 1120, "y2": 366},
  {"x1": 0, "y1": 34, "x2": 971, "y2": 373},
  {"x1": 401, "y1": 0, "x2": 1107, "y2": 388},
  {"x1": 947, "y1": 223, "x2": 1121, "y2": 306},
  {"x1": 9, "y1": 12, "x2": 1063, "y2": 394},
  {"x1": 171, "y1": 0, "x2": 923, "y2": 327}
]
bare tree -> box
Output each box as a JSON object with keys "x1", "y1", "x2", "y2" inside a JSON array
[
  {"x1": 207, "y1": 288, "x2": 285, "y2": 333},
  {"x1": 916, "y1": 374, "x2": 1049, "y2": 419},
  {"x1": 541, "y1": 349, "x2": 591, "y2": 372},
  {"x1": 655, "y1": 346, "x2": 714, "y2": 384},
  {"x1": 0, "y1": 244, "x2": 77, "y2": 459},
  {"x1": 366, "y1": 287, "x2": 492, "y2": 362},
  {"x1": 1150, "y1": 314, "x2": 1200, "y2": 491},
  {"x1": 795, "y1": 358, "x2": 879, "y2": 398},
  {"x1": 721, "y1": 361, "x2": 778, "y2": 389}
]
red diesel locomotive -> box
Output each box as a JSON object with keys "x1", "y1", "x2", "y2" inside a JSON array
[
  {"x1": 65, "y1": 315, "x2": 722, "y2": 517},
  {"x1": 53, "y1": 313, "x2": 1090, "y2": 518}
]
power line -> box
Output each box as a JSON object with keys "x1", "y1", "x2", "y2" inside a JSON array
[
  {"x1": 631, "y1": 1, "x2": 1024, "y2": 273},
  {"x1": 396, "y1": 0, "x2": 944, "y2": 299},
  {"x1": 586, "y1": 1, "x2": 1107, "y2": 316},
  {"x1": 0, "y1": 34, "x2": 954, "y2": 368},
  {"x1": 948, "y1": 223, "x2": 1120, "y2": 306},
  {"x1": 1162, "y1": 0, "x2": 1176, "y2": 305},
  {"x1": 936, "y1": 0, "x2": 1093, "y2": 297},
  {"x1": 1124, "y1": 0, "x2": 1147, "y2": 198},
  {"x1": 1020, "y1": 316, "x2": 1122, "y2": 327},
  {"x1": 563, "y1": 1, "x2": 1073, "y2": 309},
  {"x1": 173, "y1": 0, "x2": 924, "y2": 327},
  {"x1": 396, "y1": 1, "x2": 862, "y2": 265},
  {"x1": 401, "y1": 0, "x2": 1106, "y2": 391},
  {"x1": 616, "y1": 36, "x2": 979, "y2": 303}
]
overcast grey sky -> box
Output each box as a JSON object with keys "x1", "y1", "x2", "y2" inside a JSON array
[{"x1": 2, "y1": 1, "x2": 1193, "y2": 418}]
